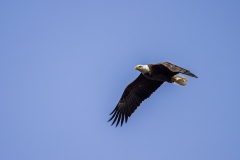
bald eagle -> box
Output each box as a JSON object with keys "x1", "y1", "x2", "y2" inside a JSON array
[{"x1": 108, "y1": 62, "x2": 198, "y2": 127}]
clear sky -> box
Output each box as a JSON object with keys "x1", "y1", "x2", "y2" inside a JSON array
[{"x1": 1, "y1": 1, "x2": 240, "y2": 160}]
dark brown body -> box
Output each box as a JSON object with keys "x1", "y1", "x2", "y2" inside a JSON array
[{"x1": 144, "y1": 62, "x2": 197, "y2": 82}]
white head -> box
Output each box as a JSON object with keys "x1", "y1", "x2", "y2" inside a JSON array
[{"x1": 134, "y1": 65, "x2": 150, "y2": 73}]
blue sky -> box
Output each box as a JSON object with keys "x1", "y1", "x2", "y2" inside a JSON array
[{"x1": 1, "y1": 1, "x2": 240, "y2": 159}]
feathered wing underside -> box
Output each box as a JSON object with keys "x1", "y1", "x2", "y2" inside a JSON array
[
  {"x1": 108, "y1": 74, "x2": 164, "y2": 127},
  {"x1": 161, "y1": 62, "x2": 198, "y2": 78}
]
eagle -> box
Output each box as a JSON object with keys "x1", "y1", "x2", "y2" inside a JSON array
[{"x1": 108, "y1": 62, "x2": 198, "y2": 127}]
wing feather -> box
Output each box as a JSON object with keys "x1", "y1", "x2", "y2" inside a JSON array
[
  {"x1": 108, "y1": 74, "x2": 164, "y2": 127},
  {"x1": 111, "y1": 111, "x2": 120, "y2": 126},
  {"x1": 121, "y1": 113, "x2": 125, "y2": 126},
  {"x1": 161, "y1": 62, "x2": 198, "y2": 78},
  {"x1": 116, "y1": 113, "x2": 121, "y2": 127}
]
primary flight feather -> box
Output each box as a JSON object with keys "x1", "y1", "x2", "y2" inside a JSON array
[{"x1": 108, "y1": 62, "x2": 198, "y2": 127}]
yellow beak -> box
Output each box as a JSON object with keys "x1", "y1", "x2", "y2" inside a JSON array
[{"x1": 134, "y1": 66, "x2": 138, "y2": 70}]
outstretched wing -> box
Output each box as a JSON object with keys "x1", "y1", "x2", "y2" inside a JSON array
[
  {"x1": 161, "y1": 62, "x2": 198, "y2": 78},
  {"x1": 108, "y1": 74, "x2": 164, "y2": 127}
]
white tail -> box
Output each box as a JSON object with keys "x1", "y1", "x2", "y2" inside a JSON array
[{"x1": 171, "y1": 75, "x2": 188, "y2": 86}]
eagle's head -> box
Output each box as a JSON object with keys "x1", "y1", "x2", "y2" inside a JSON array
[{"x1": 134, "y1": 65, "x2": 150, "y2": 73}]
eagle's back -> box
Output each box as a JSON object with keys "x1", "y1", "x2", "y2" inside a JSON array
[{"x1": 145, "y1": 63, "x2": 176, "y2": 82}]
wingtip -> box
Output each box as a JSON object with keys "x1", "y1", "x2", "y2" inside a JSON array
[
  {"x1": 109, "y1": 108, "x2": 116, "y2": 115},
  {"x1": 192, "y1": 74, "x2": 198, "y2": 78}
]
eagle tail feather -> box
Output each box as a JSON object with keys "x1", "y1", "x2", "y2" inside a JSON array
[{"x1": 171, "y1": 75, "x2": 188, "y2": 86}]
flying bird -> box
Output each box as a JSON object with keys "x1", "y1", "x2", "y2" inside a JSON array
[{"x1": 108, "y1": 62, "x2": 198, "y2": 127}]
